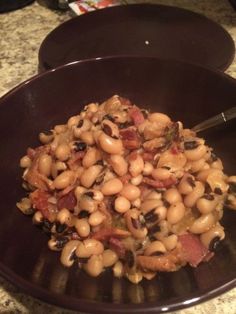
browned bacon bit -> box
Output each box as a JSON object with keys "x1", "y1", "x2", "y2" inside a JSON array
[
  {"x1": 30, "y1": 189, "x2": 51, "y2": 219},
  {"x1": 57, "y1": 190, "x2": 77, "y2": 211},
  {"x1": 109, "y1": 237, "x2": 126, "y2": 258},
  {"x1": 120, "y1": 128, "x2": 141, "y2": 150},
  {"x1": 137, "y1": 247, "x2": 185, "y2": 272},
  {"x1": 170, "y1": 145, "x2": 180, "y2": 155},
  {"x1": 119, "y1": 174, "x2": 132, "y2": 184},
  {"x1": 178, "y1": 233, "x2": 209, "y2": 267},
  {"x1": 92, "y1": 228, "x2": 131, "y2": 241},
  {"x1": 142, "y1": 177, "x2": 177, "y2": 189},
  {"x1": 142, "y1": 152, "x2": 156, "y2": 161},
  {"x1": 67, "y1": 151, "x2": 85, "y2": 170},
  {"x1": 128, "y1": 106, "x2": 145, "y2": 126}
]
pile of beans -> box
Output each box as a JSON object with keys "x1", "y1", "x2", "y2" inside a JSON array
[{"x1": 17, "y1": 95, "x2": 236, "y2": 283}]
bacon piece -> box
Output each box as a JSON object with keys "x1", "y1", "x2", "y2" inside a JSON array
[
  {"x1": 92, "y1": 228, "x2": 131, "y2": 241},
  {"x1": 142, "y1": 152, "x2": 155, "y2": 161},
  {"x1": 178, "y1": 233, "x2": 209, "y2": 267},
  {"x1": 119, "y1": 174, "x2": 131, "y2": 184},
  {"x1": 137, "y1": 247, "x2": 185, "y2": 272},
  {"x1": 30, "y1": 189, "x2": 51, "y2": 219},
  {"x1": 142, "y1": 177, "x2": 177, "y2": 189},
  {"x1": 129, "y1": 106, "x2": 145, "y2": 126},
  {"x1": 109, "y1": 237, "x2": 126, "y2": 258},
  {"x1": 57, "y1": 189, "x2": 77, "y2": 211},
  {"x1": 120, "y1": 128, "x2": 141, "y2": 150},
  {"x1": 67, "y1": 151, "x2": 85, "y2": 170}
]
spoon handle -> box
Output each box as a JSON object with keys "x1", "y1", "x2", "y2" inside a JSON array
[{"x1": 191, "y1": 107, "x2": 236, "y2": 133}]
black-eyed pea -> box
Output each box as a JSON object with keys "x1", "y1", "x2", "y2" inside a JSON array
[
  {"x1": 57, "y1": 208, "x2": 73, "y2": 226},
  {"x1": 144, "y1": 241, "x2": 166, "y2": 256},
  {"x1": 211, "y1": 159, "x2": 223, "y2": 170},
  {"x1": 120, "y1": 184, "x2": 141, "y2": 201},
  {"x1": 74, "y1": 119, "x2": 92, "y2": 138},
  {"x1": 164, "y1": 188, "x2": 182, "y2": 204},
  {"x1": 114, "y1": 196, "x2": 131, "y2": 213},
  {"x1": 155, "y1": 206, "x2": 167, "y2": 221},
  {"x1": 48, "y1": 238, "x2": 61, "y2": 251},
  {"x1": 162, "y1": 234, "x2": 178, "y2": 251},
  {"x1": 189, "y1": 158, "x2": 206, "y2": 173},
  {"x1": 16, "y1": 197, "x2": 33, "y2": 215},
  {"x1": 91, "y1": 190, "x2": 104, "y2": 202},
  {"x1": 82, "y1": 147, "x2": 101, "y2": 168},
  {"x1": 79, "y1": 131, "x2": 95, "y2": 145},
  {"x1": 132, "y1": 198, "x2": 141, "y2": 208},
  {"x1": 200, "y1": 224, "x2": 225, "y2": 249},
  {"x1": 196, "y1": 195, "x2": 218, "y2": 214},
  {"x1": 184, "y1": 144, "x2": 207, "y2": 161},
  {"x1": 75, "y1": 166, "x2": 84, "y2": 179},
  {"x1": 131, "y1": 174, "x2": 143, "y2": 186},
  {"x1": 88, "y1": 210, "x2": 105, "y2": 226},
  {"x1": 54, "y1": 124, "x2": 67, "y2": 134},
  {"x1": 143, "y1": 162, "x2": 154, "y2": 176},
  {"x1": 126, "y1": 271, "x2": 143, "y2": 284},
  {"x1": 84, "y1": 255, "x2": 103, "y2": 277},
  {"x1": 102, "y1": 119, "x2": 120, "y2": 138},
  {"x1": 148, "y1": 112, "x2": 171, "y2": 124},
  {"x1": 79, "y1": 194, "x2": 98, "y2": 213},
  {"x1": 39, "y1": 130, "x2": 54, "y2": 144},
  {"x1": 98, "y1": 132, "x2": 123, "y2": 154},
  {"x1": 152, "y1": 167, "x2": 171, "y2": 181},
  {"x1": 67, "y1": 115, "x2": 80, "y2": 128},
  {"x1": 178, "y1": 174, "x2": 195, "y2": 195},
  {"x1": 145, "y1": 190, "x2": 162, "y2": 200},
  {"x1": 206, "y1": 169, "x2": 229, "y2": 194},
  {"x1": 154, "y1": 220, "x2": 170, "y2": 239},
  {"x1": 109, "y1": 155, "x2": 128, "y2": 176},
  {"x1": 60, "y1": 240, "x2": 81, "y2": 267},
  {"x1": 76, "y1": 239, "x2": 104, "y2": 258},
  {"x1": 54, "y1": 170, "x2": 75, "y2": 190},
  {"x1": 113, "y1": 261, "x2": 124, "y2": 278},
  {"x1": 101, "y1": 178, "x2": 123, "y2": 196},
  {"x1": 140, "y1": 199, "x2": 163, "y2": 214},
  {"x1": 74, "y1": 186, "x2": 87, "y2": 200},
  {"x1": 102, "y1": 249, "x2": 118, "y2": 267},
  {"x1": 184, "y1": 181, "x2": 205, "y2": 208},
  {"x1": 51, "y1": 161, "x2": 67, "y2": 179},
  {"x1": 32, "y1": 211, "x2": 44, "y2": 224},
  {"x1": 55, "y1": 143, "x2": 71, "y2": 161},
  {"x1": 125, "y1": 209, "x2": 148, "y2": 239},
  {"x1": 129, "y1": 155, "x2": 144, "y2": 177},
  {"x1": 189, "y1": 213, "x2": 215, "y2": 234},
  {"x1": 38, "y1": 154, "x2": 53, "y2": 177},
  {"x1": 20, "y1": 155, "x2": 32, "y2": 168},
  {"x1": 74, "y1": 218, "x2": 90, "y2": 238},
  {"x1": 167, "y1": 202, "x2": 185, "y2": 224},
  {"x1": 85, "y1": 102, "x2": 98, "y2": 113},
  {"x1": 80, "y1": 165, "x2": 103, "y2": 188}
]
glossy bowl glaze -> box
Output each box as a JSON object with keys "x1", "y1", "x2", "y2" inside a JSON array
[{"x1": 0, "y1": 57, "x2": 236, "y2": 313}]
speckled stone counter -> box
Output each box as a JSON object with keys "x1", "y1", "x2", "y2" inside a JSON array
[{"x1": 0, "y1": 0, "x2": 236, "y2": 313}]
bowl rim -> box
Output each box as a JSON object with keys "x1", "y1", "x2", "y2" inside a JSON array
[{"x1": 0, "y1": 55, "x2": 236, "y2": 313}]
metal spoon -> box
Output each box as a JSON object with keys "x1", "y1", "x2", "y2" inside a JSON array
[{"x1": 191, "y1": 107, "x2": 236, "y2": 133}]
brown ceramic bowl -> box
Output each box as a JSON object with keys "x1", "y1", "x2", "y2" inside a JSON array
[{"x1": 0, "y1": 57, "x2": 235, "y2": 313}]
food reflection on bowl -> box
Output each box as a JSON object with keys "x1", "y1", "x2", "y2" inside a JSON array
[{"x1": 0, "y1": 56, "x2": 236, "y2": 313}]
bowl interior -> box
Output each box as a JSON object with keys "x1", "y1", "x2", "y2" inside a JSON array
[{"x1": 0, "y1": 57, "x2": 236, "y2": 313}]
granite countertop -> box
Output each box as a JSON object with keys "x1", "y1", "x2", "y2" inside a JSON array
[{"x1": 0, "y1": 0, "x2": 236, "y2": 313}]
